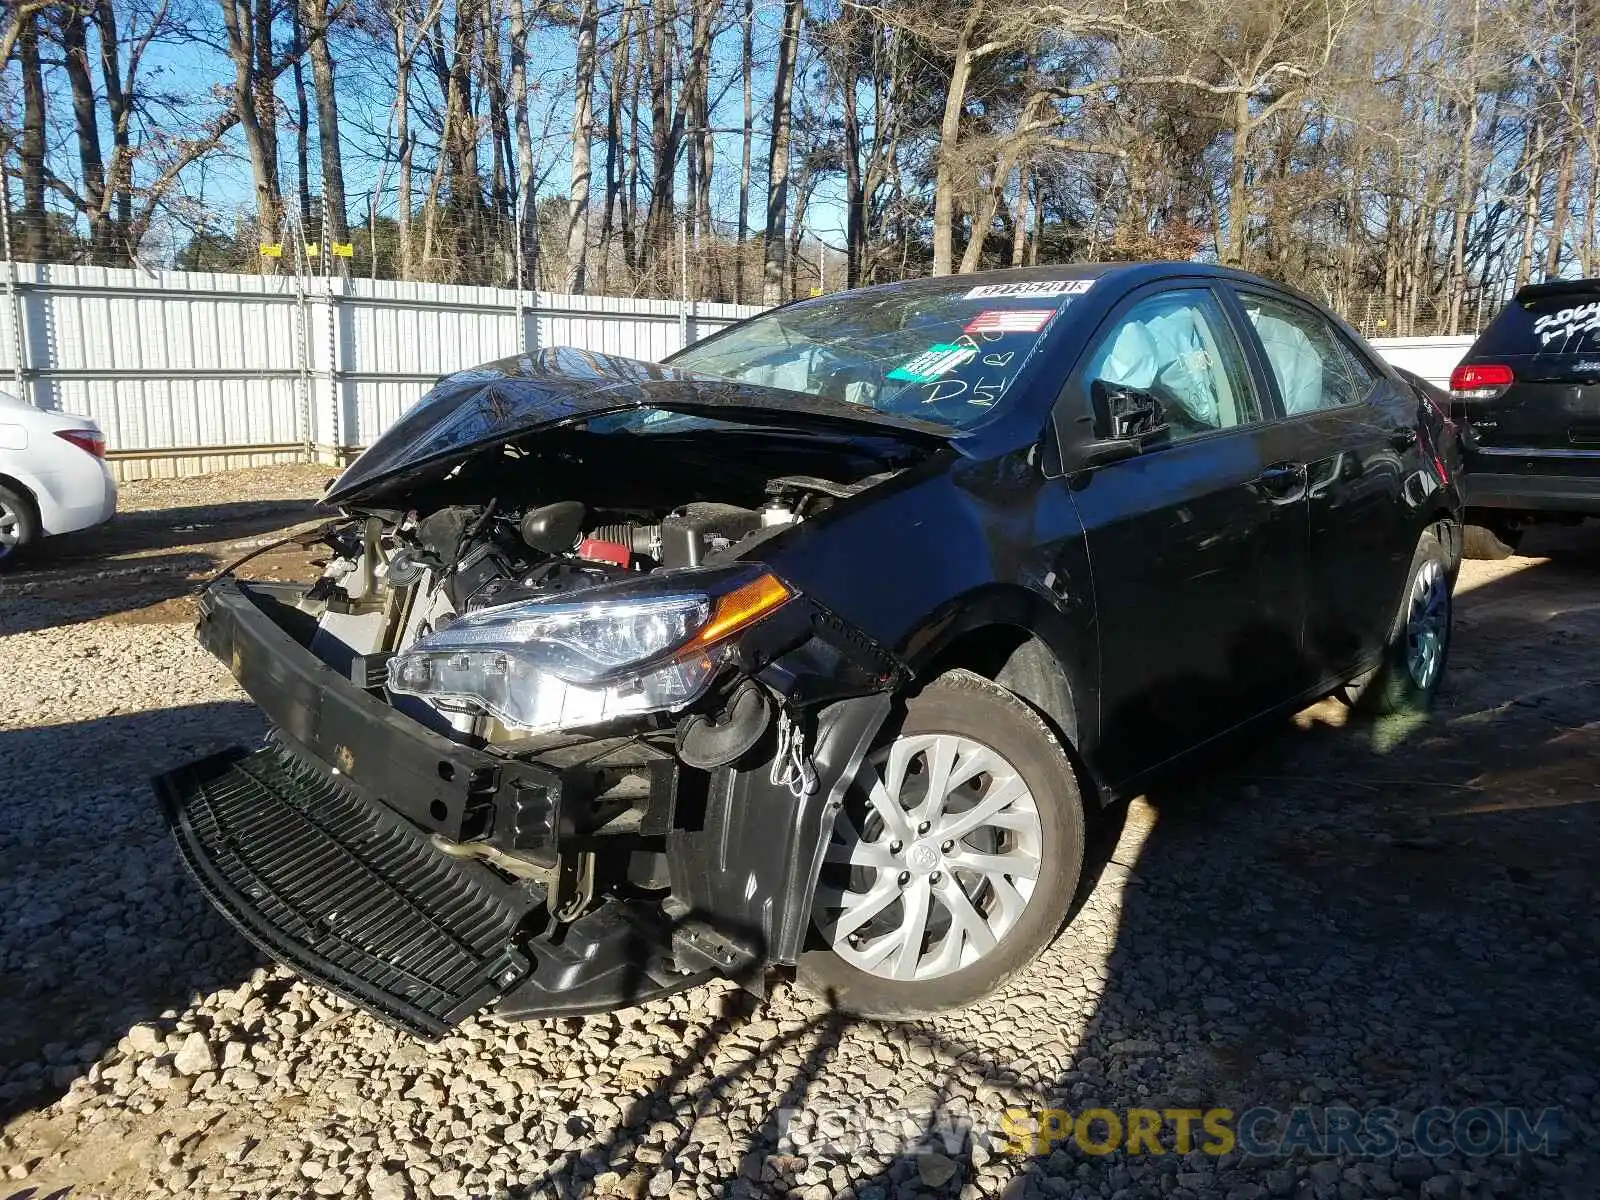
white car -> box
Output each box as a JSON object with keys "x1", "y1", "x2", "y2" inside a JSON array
[{"x1": 0, "y1": 390, "x2": 118, "y2": 565}]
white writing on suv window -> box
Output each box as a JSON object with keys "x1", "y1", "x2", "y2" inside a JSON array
[{"x1": 1533, "y1": 301, "x2": 1600, "y2": 348}]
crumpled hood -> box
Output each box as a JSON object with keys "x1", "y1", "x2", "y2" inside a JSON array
[{"x1": 324, "y1": 347, "x2": 951, "y2": 506}]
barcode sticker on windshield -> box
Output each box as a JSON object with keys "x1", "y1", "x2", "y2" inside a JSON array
[
  {"x1": 963, "y1": 279, "x2": 1093, "y2": 300},
  {"x1": 964, "y1": 309, "x2": 1055, "y2": 335},
  {"x1": 888, "y1": 344, "x2": 977, "y2": 382}
]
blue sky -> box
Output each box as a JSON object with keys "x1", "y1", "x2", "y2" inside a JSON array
[{"x1": 90, "y1": 1, "x2": 855, "y2": 261}]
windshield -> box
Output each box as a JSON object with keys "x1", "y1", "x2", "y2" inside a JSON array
[{"x1": 668, "y1": 278, "x2": 1092, "y2": 429}]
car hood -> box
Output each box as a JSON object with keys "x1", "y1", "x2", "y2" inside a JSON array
[{"x1": 324, "y1": 347, "x2": 954, "y2": 506}]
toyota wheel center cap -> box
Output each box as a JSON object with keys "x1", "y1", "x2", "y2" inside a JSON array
[{"x1": 906, "y1": 842, "x2": 941, "y2": 873}]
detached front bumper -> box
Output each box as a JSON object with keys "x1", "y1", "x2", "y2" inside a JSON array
[
  {"x1": 156, "y1": 745, "x2": 544, "y2": 1038},
  {"x1": 155, "y1": 577, "x2": 893, "y2": 1037}
]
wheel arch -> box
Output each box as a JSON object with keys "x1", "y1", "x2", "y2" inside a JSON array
[
  {"x1": 0, "y1": 471, "x2": 42, "y2": 538},
  {"x1": 897, "y1": 583, "x2": 1101, "y2": 797}
]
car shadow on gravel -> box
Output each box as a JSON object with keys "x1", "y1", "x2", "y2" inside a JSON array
[
  {"x1": 44, "y1": 500, "x2": 321, "y2": 561},
  {"x1": 0, "y1": 500, "x2": 325, "y2": 636},
  {"x1": 0, "y1": 701, "x2": 270, "y2": 1125}
]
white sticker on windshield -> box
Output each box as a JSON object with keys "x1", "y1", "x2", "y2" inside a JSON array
[{"x1": 963, "y1": 279, "x2": 1094, "y2": 300}]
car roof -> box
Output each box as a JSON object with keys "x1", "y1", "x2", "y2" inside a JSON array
[{"x1": 785, "y1": 261, "x2": 1306, "y2": 306}]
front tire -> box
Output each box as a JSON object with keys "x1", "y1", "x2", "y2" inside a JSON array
[
  {"x1": 798, "y1": 670, "x2": 1085, "y2": 1018},
  {"x1": 1345, "y1": 527, "x2": 1453, "y2": 716}
]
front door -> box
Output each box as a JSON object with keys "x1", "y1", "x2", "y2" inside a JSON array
[{"x1": 1058, "y1": 284, "x2": 1307, "y2": 786}]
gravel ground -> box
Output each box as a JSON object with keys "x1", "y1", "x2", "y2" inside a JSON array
[{"x1": 1, "y1": 471, "x2": 1597, "y2": 1200}]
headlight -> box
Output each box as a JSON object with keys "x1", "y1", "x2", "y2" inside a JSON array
[{"x1": 388, "y1": 573, "x2": 792, "y2": 733}]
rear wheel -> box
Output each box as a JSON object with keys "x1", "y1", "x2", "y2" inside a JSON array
[
  {"x1": 0, "y1": 485, "x2": 38, "y2": 569},
  {"x1": 1344, "y1": 528, "x2": 1453, "y2": 717},
  {"x1": 1462, "y1": 519, "x2": 1521, "y2": 560},
  {"x1": 798, "y1": 670, "x2": 1085, "y2": 1018}
]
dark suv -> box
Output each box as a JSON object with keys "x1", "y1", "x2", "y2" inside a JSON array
[{"x1": 1450, "y1": 279, "x2": 1600, "y2": 557}]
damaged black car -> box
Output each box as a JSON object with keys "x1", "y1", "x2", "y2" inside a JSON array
[{"x1": 155, "y1": 264, "x2": 1462, "y2": 1038}]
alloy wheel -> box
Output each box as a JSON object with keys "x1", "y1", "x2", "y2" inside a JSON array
[
  {"x1": 0, "y1": 499, "x2": 20, "y2": 560},
  {"x1": 1405, "y1": 558, "x2": 1449, "y2": 690},
  {"x1": 812, "y1": 732, "x2": 1043, "y2": 982}
]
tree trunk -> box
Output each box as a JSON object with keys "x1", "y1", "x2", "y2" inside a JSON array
[
  {"x1": 762, "y1": 0, "x2": 802, "y2": 304},
  {"x1": 565, "y1": 0, "x2": 598, "y2": 292},
  {"x1": 58, "y1": 5, "x2": 110, "y2": 261},
  {"x1": 1010, "y1": 163, "x2": 1029, "y2": 267},
  {"x1": 394, "y1": 14, "x2": 414, "y2": 278},
  {"x1": 219, "y1": 0, "x2": 282, "y2": 261},
  {"x1": 959, "y1": 94, "x2": 1046, "y2": 274},
  {"x1": 1446, "y1": 0, "x2": 1480, "y2": 333},
  {"x1": 737, "y1": 0, "x2": 754, "y2": 297},
  {"x1": 17, "y1": 9, "x2": 47, "y2": 261},
  {"x1": 1545, "y1": 135, "x2": 1574, "y2": 279},
  {"x1": 1580, "y1": 153, "x2": 1598, "y2": 278},
  {"x1": 303, "y1": 0, "x2": 348, "y2": 247},
  {"x1": 622, "y1": 16, "x2": 643, "y2": 276},
  {"x1": 291, "y1": 5, "x2": 313, "y2": 230},
  {"x1": 444, "y1": 0, "x2": 481, "y2": 232},
  {"x1": 693, "y1": 51, "x2": 713, "y2": 297},
  {"x1": 508, "y1": 0, "x2": 535, "y2": 287},
  {"x1": 597, "y1": 0, "x2": 632, "y2": 290},
  {"x1": 841, "y1": 51, "x2": 865, "y2": 289},
  {"x1": 482, "y1": 2, "x2": 510, "y2": 227},
  {"x1": 93, "y1": 0, "x2": 133, "y2": 262},
  {"x1": 1225, "y1": 89, "x2": 1252, "y2": 266},
  {"x1": 932, "y1": 3, "x2": 983, "y2": 275},
  {"x1": 1515, "y1": 123, "x2": 1546, "y2": 290}
]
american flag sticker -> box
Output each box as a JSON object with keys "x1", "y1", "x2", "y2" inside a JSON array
[{"x1": 963, "y1": 309, "x2": 1056, "y2": 335}]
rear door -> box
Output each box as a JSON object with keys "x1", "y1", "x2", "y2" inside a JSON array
[
  {"x1": 1057, "y1": 283, "x2": 1308, "y2": 784},
  {"x1": 1460, "y1": 282, "x2": 1600, "y2": 452},
  {"x1": 1223, "y1": 285, "x2": 1419, "y2": 682}
]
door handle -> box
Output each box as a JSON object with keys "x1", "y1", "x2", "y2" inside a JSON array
[
  {"x1": 1253, "y1": 462, "x2": 1307, "y2": 503},
  {"x1": 1389, "y1": 427, "x2": 1418, "y2": 450}
]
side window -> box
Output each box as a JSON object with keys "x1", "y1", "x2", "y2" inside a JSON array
[
  {"x1": 1081, "y1": 290, "x2": 1259, "y2": 444},
  {"x1": 1235, "y1": 291, "x2": 1379, "y2": 414}
]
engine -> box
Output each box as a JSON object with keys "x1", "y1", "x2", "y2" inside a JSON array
[
  {"x1": 393, "y1": 493, "x2": 800, "y2": 612},
  {"x1": 302, "y1": 481, "x2": 831, "y2": 742}
]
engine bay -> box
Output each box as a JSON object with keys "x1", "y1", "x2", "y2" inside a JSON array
[{"x1": 297, "y1": 454, "x2": 891, "y2": 744}]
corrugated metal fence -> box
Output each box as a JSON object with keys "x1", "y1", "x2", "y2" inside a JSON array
[
  {"x1": 0, "y1": 262, "x2": 761, "y2": 479},
  {"x1": 0, "y1": 262, "x2": 1477, "y2": 481}
]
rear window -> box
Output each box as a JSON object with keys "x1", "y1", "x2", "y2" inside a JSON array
[{"x1": 1473, "y1": 288, "x2": 1600, "y2": 358}]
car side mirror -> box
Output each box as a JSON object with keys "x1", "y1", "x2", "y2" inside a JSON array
[{"x1": 1091, "y1": 379, "x2": 1169, "y2": 440}]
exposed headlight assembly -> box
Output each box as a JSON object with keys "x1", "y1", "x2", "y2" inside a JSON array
[{"x1": 388, "y1": 573, "x2": 792, "y2": 733}]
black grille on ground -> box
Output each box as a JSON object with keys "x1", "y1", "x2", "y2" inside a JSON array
[{"x1": 155, "y1": 745, "x2": 542, "y2": 1038}]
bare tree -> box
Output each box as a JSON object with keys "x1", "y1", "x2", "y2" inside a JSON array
[
  {"x1": 763, "y1": 0, "x2": 803, "y2": 303},
  {"x1": 565, "y1": 0, "x2": 598, "y2": 292},
  {"x1": 303, "y1": 0, "x2": 350, "y2": 246}
]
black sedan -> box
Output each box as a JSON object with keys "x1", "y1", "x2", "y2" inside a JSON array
[{"x1": 155, "y1": 263, "x2": 1461, "y2": 1035}]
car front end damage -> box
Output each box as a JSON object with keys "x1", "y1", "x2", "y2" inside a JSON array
[{"x1": 153, "y1": 350, "x2": 934, "y2": 1038}]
